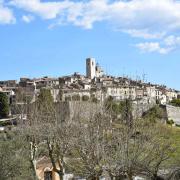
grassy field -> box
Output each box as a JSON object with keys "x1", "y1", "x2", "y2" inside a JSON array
[{"x1": 167, "y1": 126, "x2": 180, "y2": 165}]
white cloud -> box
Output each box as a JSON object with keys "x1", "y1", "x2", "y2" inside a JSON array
[
  {"x1": 9, "y1": 0, "x2": 109, "y2": 29},
  {"x1": 135, "y1": 35, "x2": 180, "y2": 54},
  {"x1": 10, "y1": 0, "x2": 81, "y2": 19},
  {"x1": 8, "y1": 0, "x2": 180, "y2": 32},
  {"x1": 164, "y1": 35, "x2": 180, "y2": 46},
  {"x1": 6, "y1": 0, "x2": 180, "y2": 53},
  {"x1": 135, "y1": 42, "x2": 174, "y2": 54},
  {"x1": 122, "y1": 29, "x2": 166, "y2": 40},
  {"x1": 108, "y1": 0, "x2": 180, "y2": 31},
  {"x1": 22, "y1": 14, "x2": 34, "y2": 23},
  {"x1": 68, "y1": 0, "x2": 109, "y2": 29},
  {"x1": 0, "y1": 1, "x2": 15, "y2": 24}
]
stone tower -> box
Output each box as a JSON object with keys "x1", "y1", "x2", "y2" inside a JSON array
[
  {"x1": 86, "y1": 58, "x2": 96, "y2": 79},
  {"x1": 96, "y1": 63, "x2": 104, "y2": 77}
]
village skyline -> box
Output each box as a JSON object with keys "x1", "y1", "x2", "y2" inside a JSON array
[
  {"x1": 0, "y1": 57, "x2": 179, "y2": 91},
  {"x1": 1, "y1": 1, "x2": 180, "y2": 90},
  {"x1": 1, "y1": 1, "x2": 180, "y2": 180}
]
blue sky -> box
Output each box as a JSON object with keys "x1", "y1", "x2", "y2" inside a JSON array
[{"x1": 0, "y1": 0, "x2": 180, "y2": 90}]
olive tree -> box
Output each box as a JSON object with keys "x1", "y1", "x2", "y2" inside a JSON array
[
  {"x1": 0, "y1": 130, "x2": 33, "y2": 180},
  {"x1": 26, "y1": 88, "x2": 75, "y2": 180}
]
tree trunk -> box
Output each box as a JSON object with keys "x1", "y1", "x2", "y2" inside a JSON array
[
  {"x1": 47, "y1": 141, "x2": 64, "y2": 180},
  {"x1": 30, "y1": 159, "x2": 39, "y2": 180},
  {"x1": 57, "y1": 157, "x2": 65, "y2": 180},
  {"x1": 109, "y1": 174, "x2": 114, "y2": 180},
  {"x1": 30, "y1": 142, "x2": 39, "y2": 180},
  {"x1": 57, "y1": 171, "x2": 64, "y2": 180},
  {"x1": 93, "y1": 177, "x2": 100, "y2": 180},
  {"x1": 57, "y1": 167, "x2": 64, "y2": 180}
]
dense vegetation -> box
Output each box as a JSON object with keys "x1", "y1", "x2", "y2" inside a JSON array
[
  {"x1": 0, "y1": 92, "x2": 9, "y2": 118},
  {"x1": 0, "y1": 93, "x2": 180, "y2": 180},
  {"x1": 0, "y1": 131, "x2": 33, "y2": 180},
  {"x1": 170, "y1": 99, "x2": 180, "y2": 107},
  {"x1": 143, "y1": 105, "x2": 164, "y2": 123}
]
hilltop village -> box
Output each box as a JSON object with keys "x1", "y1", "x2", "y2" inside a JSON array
[
  {"x1": 0, "y1": 58, "x2": 179, "y2": 107},
  {"x1": 1, "y1": 58, "x2": 180, "y2": 180}
]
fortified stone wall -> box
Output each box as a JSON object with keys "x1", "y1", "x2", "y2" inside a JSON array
[
  {"x1": 57, "y1": 99, "x2": 156, "y2": 121},
  {"x1": 166, "y1": 105, "x2": 180, "y2": 125},
  {"x1": 56, "y1": 101, "x2": 102, "y2": 121},
  {"x1": 132, "y1": 98, "x2": 156, "y2": 118}
]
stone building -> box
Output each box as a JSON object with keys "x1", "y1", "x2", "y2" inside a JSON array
[
  {"x1": 95, "y1": 63, "x2": 104, "y2": 78},
  {"x1": 0, "y1": 80, "x2": 17, "y2": 88},
  {"x1": 86, "y1": 58, "x2": 96, "y2": 79},
  {"x1": 86, "y1": 58, "x2": 104, "y2": 79},
  {"x1": 166, "y1": 89, "x2": 178, "y2": 102},
  {"x1": 104, "y1": 85, "x2": 136, "y2": 101}
]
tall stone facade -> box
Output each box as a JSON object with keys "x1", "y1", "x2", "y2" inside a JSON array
[{"x1": 86, "y1": 58, "x2": 96, "y2": 79}]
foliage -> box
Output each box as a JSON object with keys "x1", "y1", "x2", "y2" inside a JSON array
[
  {"x1": 105, "y1": 97, "x2": 133, "y2": 123},
  {"x1": 38, "y1": 88, "x2": 54, "y2": 109},
  {"x1": 38, "y1": 88, "x2": 53, "y2": 105},
  {"x1": 2, "y1": 94, "x2": 179, "y2": 180},
  {"x1": 167, "y1": 119, "x2": 175, "y2": 126},
  {"x1": 168, "y1": 127, "x2": 180, "y2": 165},
  {"x1": 104, "y1": 113, "x2": 175, "y2": 180},
  {"x1": 58, "y1": 89, "x2": 64, "y2": 101},
  {"x1": 171, "y1": 99, "x2": 180, "y2": 107},
  {"x1": 0, "y1": 130, "x2": 33, "y2": 180},
  {"x1": 118, "y1": 100, "x2": 133, "y2": 121},
  {"x1": 68, "y1": 112, "x2": 111, "y2": 179},
  {"x1": 0, "y1": 92, "x2": 9, "y2": 118},
  {"x1": 156, "y1": 99, "x2": 161, "y2": 105},
  {"x1": 143, "y1": 105, "x2": 164, "y2": 123},
  {"x1": 104, "y1": 96, "x2": 115, "y2": 112}
]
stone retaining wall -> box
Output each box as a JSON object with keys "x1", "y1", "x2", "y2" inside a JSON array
[{"x1": 166, "y1": 105, "x2": 180, "y2": 125}]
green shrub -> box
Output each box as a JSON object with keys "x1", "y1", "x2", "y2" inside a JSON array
[
  {"x1": 0, "y1": 92, "x2": 9, "y2": 118},
  {"x1": 171, "y1": 99, "x2": 180, "y2": 107},
  {"x1": 167, "y1": 119, "x2": 174, "y2": 126},
  {"x1": 143, "y1": 105, "x2": 164, "y2": 123}
]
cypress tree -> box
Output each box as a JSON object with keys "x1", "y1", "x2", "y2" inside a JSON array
[{"x1": 0, "y1": 92, "x2": 9, "y2": 118}]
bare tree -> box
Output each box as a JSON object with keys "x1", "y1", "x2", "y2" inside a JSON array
[
  {"x1": 102, "y1": 100, "x2": 175, "y2": 180},
  {"x1": 21, "y1": 89, "x2": 177, "y2": 180},
  {"x1": 26, "y1": 88, "x2": 76, "y2": 180},
  {"x1": 67, "y1": 106, "x2": 112, "y2": 180}
]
